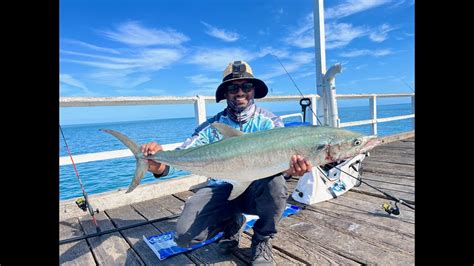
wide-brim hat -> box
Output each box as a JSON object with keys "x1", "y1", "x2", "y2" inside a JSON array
[{"x1": 215, "y1": 60, "x2": 268, "y2": 103}]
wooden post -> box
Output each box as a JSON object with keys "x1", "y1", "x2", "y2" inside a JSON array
[
  {"x1": 369, "y1": 95, "x2": 377, "y2": 135},
  {"x1": 194, "y1": 95, "x2": 206, "y2": 126}
]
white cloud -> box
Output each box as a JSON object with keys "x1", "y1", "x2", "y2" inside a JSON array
[
  {"x1": 187, "y1": 48, "x2": 257, "y2": 71},
  {"x1": 61, "y1": 39, "x2": 120, "y2": 54},
  {"x1": 60, "y1": 74, "x2": 88, "y2": 90},
  {"x1": 326, "y1": 22, "x2": 369, "y2": 49},
  {"x1": 260, "y1": 52, "x2": 314, "y2": 80},
  {"x1": 201, "y1": 21, "x2": 240, "y2": 42},
  {"x1": 61, "y1": 47, "x2": 184, "y2": 75},
  {"x1": 87, "y1": 69, "x2": 152, "y2": 88},
  {"x1": 339, "y1": 49, "x2": 393, "y2": 57},
  {"x1": 61, "y1": 59, "x2": 139, "y2": 70},
  {"x1": 284, "y1": 13, "x2": 315, "y2": 49},
  {"x1": 60, "y1": 74, "x2": 95, "y2": 95},
  {"x1": 284, "y1": 14, "x2": 370, "y2": 49},
  {"x1": 187, "y1": 74, "x2": 220, "y2": 86},
  {"x1": 325, "y1": 0, "x2": 392, "y2": 19},
  {"x1": 101, "y1": 21, "x2": 189, "y2": 46},
  {"x1": 369, "y1": 23, "x2": 396, "y2": 42}
]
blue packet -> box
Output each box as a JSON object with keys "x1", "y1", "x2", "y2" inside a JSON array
[{"x1": 144, "y1": 204, "x2": 301, "y2": 260}]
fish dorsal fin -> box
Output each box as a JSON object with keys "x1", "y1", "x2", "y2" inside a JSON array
[
  {"x1": 211, "y1": 122, "x2": 244, "y2": 138},
  {"x1": 225, "y1": 180, "x2": 253, "y2": 201}
]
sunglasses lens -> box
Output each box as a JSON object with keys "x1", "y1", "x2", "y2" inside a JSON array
[
  {"x1": 227, "y1": 82, "x2": 254, "y2": 93},
  {"x1": 227, "y1": 84, "x2": 239, "y2": 93},
  {"x1": 242, "y1": 83, "x2": 254, "y2": 92}
]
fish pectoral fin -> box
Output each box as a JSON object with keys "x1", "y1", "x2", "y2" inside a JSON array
[
  {"x1": 211, "y1": 122, "x2": 244, "y2": 138},
  {"x1": 227, "y1": 181, "x2": 253, "y2": 201}
]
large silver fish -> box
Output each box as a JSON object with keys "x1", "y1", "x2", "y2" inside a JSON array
[{"x1": 101, "y1": 123, "x2": 380, "y2": 200}]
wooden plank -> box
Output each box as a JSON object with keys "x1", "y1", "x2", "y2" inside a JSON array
[
  {"x1": 291, "y1": 206, "x2": 414, "y2": 255},
  {"x1": 366, "y1": 152, "x2": 414, "y2": 165},
  {"x1": 240, "y1": 222, "x2": 361, "y2": 265},
  {"x1": 279, "y1": 214, "x2": 414, "y2": 265},
  {"x1": 362, "y1": 161, "x2": 414, "y2": 177},
  {"x1": 380, "y1": 140, "x2": 414, "y2": 149},
  {"x1": 341, "y1": 192, "x2": 415, "y2": 222},
  {"x1": 234, "y1": 233, "x2": 307, "y2": 265},
  {"x1": 105, "y1": 204, "x2": 194, "y2": 265},
  {"x1": 79, "y1": 212, "x2": 144, "y2": 265},
  {"x1": 131, "y1": 197, "x2": 176, "y2": 220},
  {"x1": 352, "y1": 180, "x2": 414, "y2": 203},
  {"x1": 60, "y1": 218, "x2": 96, "y2": 265},
  {"x1": 360, "y1": 172, "x2": 415, "y2": 186},
  {"x1": 173, "y1": 190, "x2": 196, "y2": 200},
  {"x1": 300, "y1": 192, "x2": 415, "y2": 235},
  {"x1": 371, "y1": 147, "x2": 414, "y2": 155}
]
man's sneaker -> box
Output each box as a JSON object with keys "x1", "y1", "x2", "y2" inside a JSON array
[
  {"x1": 250, "y1": 237, "x2": 274, "y2": 265},
  {"x1": 218, "y1": 213, "x2": 246, "y2": 254}
]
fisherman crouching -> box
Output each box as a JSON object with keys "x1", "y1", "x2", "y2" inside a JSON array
[{"x1": 141, "y1": 60, "x2": 312, "y2": 265}]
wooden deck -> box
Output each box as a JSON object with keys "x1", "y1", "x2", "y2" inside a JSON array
[{"x1": 60, "y1": 134, "x2": 414, "y2": 265}]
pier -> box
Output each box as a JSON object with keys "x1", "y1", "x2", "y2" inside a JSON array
[{"x1": 60, "y1": 131, "x2": 414, "y2": 265}]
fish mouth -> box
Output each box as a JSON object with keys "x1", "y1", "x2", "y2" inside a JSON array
[{"x1": 362, "y1": 137, "x2": 381, "y2": 152}]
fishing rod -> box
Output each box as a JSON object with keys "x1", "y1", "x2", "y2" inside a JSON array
[
  {"x1": 59, "y1": 125, "x2": 101, "y2": 232},
  {"x1": 273, "y1": 54, "x2": 414, "y2": 215}
]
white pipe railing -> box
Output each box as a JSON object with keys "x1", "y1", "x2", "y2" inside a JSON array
[{"x1": 60, "y1": 93, "x2": 414, "y2": 166}]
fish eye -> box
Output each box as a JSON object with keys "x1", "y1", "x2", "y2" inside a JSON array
[{"x1": 353, "y1": 139, "x2": 362, "y2": 146}]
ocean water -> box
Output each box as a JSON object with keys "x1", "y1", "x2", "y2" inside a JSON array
[{"x1": 59, "y1": 103, "x2": 414, "y2": 200}]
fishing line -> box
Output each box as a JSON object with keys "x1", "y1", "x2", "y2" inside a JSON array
[
  {"x1": 60, "y1": 125, "x2": 101, "y2": 232},
  {"x1": 59, "y1": 213, "x2": 180, "y2": 245},
  {"x1": 272, "y1": 54, "x2": 323, "y2": 126},
  {"x1": 274, "y1": 56, "x2": 415, "y2": 212},
  {"x1": 317, "y1": 164, "x2": 414, "y2": 210},
  {"x1": 400, "y1": 79, "x2": 415, "y2": 92}
]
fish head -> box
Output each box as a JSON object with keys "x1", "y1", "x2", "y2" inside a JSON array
[{"x1": 326, "y1": 130, "x2": 380, "y2": 163}]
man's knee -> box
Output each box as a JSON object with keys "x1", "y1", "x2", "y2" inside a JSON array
[{"x1": 267, "y1": 175, "x2": 288, "y2": 199}]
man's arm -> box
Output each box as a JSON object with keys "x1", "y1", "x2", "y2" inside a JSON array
[{"x1": 141, "y1": 119, "x2": 217, "y2": 178}]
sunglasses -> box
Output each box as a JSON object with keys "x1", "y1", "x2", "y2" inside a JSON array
[{"x1": 227, "y1": 82, "x2": 254, "y2": 94}]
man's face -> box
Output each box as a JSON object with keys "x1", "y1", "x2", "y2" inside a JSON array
[{"x1": 224, "y1": 79, "x2": 255, "y2": 110}]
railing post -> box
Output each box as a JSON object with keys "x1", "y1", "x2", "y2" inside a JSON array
[
  {"x1": 369, "y1": 95, "x2": 377, "y2": 135},
  {"x1": 194, "y1": 95, "x2": 206, "y2": 126},
  {"x1": 411, "y1": 95, "x2": 415, "y2": 130},
  {"x1": 311, "y1": 95, "x2": 318, "y2": 125}
]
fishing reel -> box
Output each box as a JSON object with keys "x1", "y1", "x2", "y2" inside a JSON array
[
  {"x1": 75, "y1": 198, "x2": 99, "y2": 214},
  {"x1": 382, "y1": 202, "x2": 400, "y2": 215}
]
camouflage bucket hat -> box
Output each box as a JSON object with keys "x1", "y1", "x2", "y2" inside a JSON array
[{"x1": 215, "y1": 60, "x2": 268, "y2": 103}]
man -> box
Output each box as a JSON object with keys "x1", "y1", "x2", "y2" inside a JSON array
[{"x1": 141, "y1": 60, "x2": 312, "y2": 264}]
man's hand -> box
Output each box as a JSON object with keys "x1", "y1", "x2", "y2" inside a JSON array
[
  {"x1": 141, "y1": 142, "x2": 166, "y2": 175},
  {"x1": 284, "y1": 155, "x2": 313, "y2": 177}
]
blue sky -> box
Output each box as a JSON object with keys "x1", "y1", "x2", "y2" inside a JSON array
[{"x1": 60, "y1": 0, "x2": 414, "y2": 125}]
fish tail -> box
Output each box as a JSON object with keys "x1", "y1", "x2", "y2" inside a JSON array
[{"x1": 100, "y1": 129, "x2": 147, "y2": 193}]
